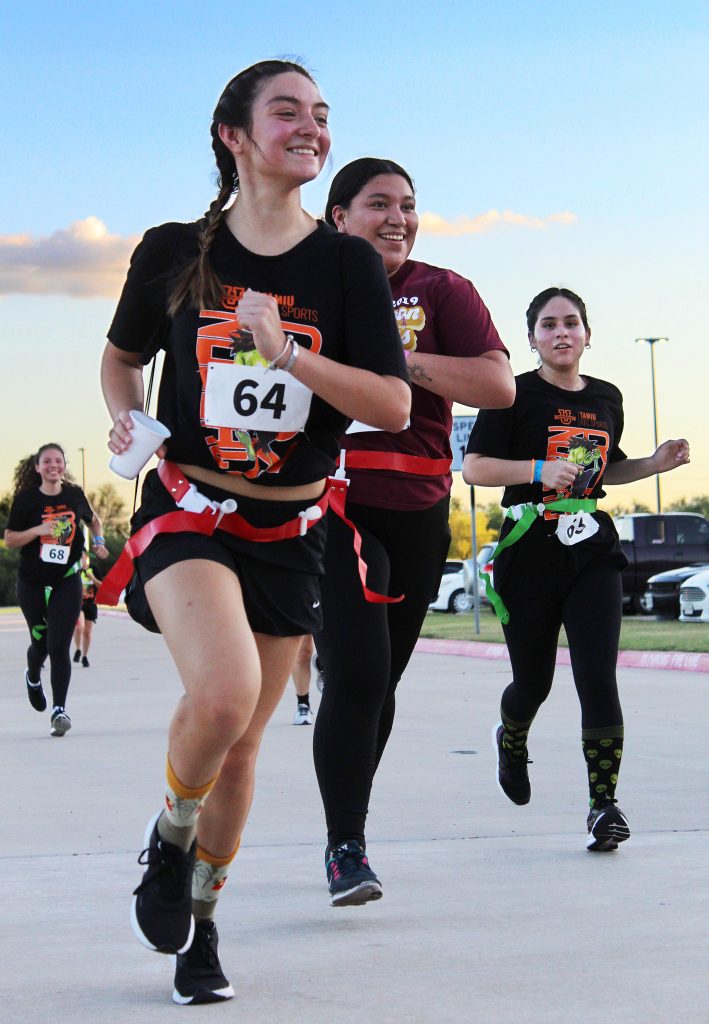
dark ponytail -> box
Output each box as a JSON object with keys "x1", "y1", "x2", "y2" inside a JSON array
[
  {"x1": 526, "y1": 287, "x2": 590, "y2": 334},
  {"x1": 324, "y1": 157, "x2": 415, "y2": 227},
  {"x1": 168, "y1": 59, "x2": 316, "y2": 315},
  {"x1": 13, "y1": 443, "x2": 70, "y2": 497}
]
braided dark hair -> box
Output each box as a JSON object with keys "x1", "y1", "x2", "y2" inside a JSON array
[
  {"x1": 168, "y1": 60, "x2": 316, "y2": 315},
  {"x1": 324, "y1": 157, "x2": 415, "y2": 227},
  {"x1": 526, "y1": 287, "x2": 590, "y2": 335},
  {"x1": 13, "y1": 443, "x2": 71, "y2": 497}
]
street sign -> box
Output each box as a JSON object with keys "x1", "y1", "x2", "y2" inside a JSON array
[{"x1": 450, "y1": 415, "x2": 477, "y2": 472}]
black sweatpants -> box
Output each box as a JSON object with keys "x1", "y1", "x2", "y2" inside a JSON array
[
  {"x1": 17, "y1": 572, "x2": 83, "y2": 709},
  {"x1": 313, "y1": 497, "x2": 451, "y2": 847},
  {"x1": 499, "y1": 559, "x2": 624, "y2": 730}
]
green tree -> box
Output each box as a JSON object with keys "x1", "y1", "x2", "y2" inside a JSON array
[
  {"x1": 0, "y1": 493, "x2": 11, "y2": 535},
  {"x1": 483, "y1": 502, "x2": 504, "y2": 534},
  {"x1": 667, "y1": 496, "x2": 709, "y2": 517},
  {"x1": 88, "y1": 482, "x2": 130, "y2": 537}
]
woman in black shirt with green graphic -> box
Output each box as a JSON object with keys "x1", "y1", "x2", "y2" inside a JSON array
[
  {"x1": 464, "y1": 287, "x2": 689, "y2": 851},
  {"x1": 5, "y1": 443, "x2": 108, "y2": 736}
]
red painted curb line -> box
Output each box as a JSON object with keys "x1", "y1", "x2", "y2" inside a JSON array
[
  {"x1": 414, "y1": 637, "x2": 709, "y2": 674},
  {"x1": 100, "y1": 606, "x2": 709, "y2": 675}
]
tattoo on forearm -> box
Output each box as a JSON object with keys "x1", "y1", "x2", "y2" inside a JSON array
[{"x1": 408, "y1": 362, "x2": 432, "y2": 384}]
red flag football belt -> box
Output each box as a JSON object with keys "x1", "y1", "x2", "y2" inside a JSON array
[
  {"x1": 342, "y1": 450, "x2": 451, "y2": 476},
  {"x1": 96, "y1": 461, "x2": 403, "y2": 607}
]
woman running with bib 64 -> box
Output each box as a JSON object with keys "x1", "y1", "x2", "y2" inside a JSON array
[
  {"x1": 101, "y1": 62, "x2": 409, "y2": 1005},
  {"x1": 463, "y1": 287, "x2": 689, "y2": 851}
]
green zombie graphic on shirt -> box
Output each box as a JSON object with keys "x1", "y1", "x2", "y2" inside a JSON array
[
  {"x1": 228, "y1": 325, "x2": 269, "y2": 368},
  {"x1": 41, "y1": 509, "x2": 77, "y2": 548},
  {"x1": 544, "y1": 426, "x2": 610, "y2": 513},
  {"x1": 567, "y1": 434, "x2": 603, "y2": 496}
]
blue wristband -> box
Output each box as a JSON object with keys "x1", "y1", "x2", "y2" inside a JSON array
[
  {"x1": 533, "y1": 460, "x2": 544, "y2": 484},
  {"x1": 92, "y1": 536, "x2": 105, "y2": 546}
]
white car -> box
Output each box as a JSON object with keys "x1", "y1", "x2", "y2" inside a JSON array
[
  {"x1": 679, "y1": 568, "x2": 709, "y2": 622},
  {"x1": 429, "y1": 560, "x2": 474, "y2": 614}
]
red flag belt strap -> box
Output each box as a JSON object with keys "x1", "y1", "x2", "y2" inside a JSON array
[
  {"x1": 342, "y1": 450, "x2": 451, "y2": 476},
  {"x1": 97, "y1": 462, "x2": 403, "y2": 607}
]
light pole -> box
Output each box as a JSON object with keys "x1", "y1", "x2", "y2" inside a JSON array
[
  {"x1": 78, "y1": 447, "x2": 86, "y2": 491},
  {"x1": 635, "y1": 337, "x2": 667, "y2": 513}
]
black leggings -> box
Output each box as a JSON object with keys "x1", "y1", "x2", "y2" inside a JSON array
[
  {"x1": 500, "y1": 560, "x2": 623, "y2": 730},
  {"x1": 313, "y1": 497, "x2": 451, "y2": 846},
  {"x1": 17, "y1": 573, "x2": 83, "y2": 709}
]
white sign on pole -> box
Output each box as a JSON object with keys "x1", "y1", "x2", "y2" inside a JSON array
[{"x1": 450, "y1": 415, "x2": 477, "y2": 472}]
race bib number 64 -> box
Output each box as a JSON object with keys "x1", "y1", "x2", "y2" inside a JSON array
[{"x1": 203, "y1": 363, "x2": 313, "y2": 433}]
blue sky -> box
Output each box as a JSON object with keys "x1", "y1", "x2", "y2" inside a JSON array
[{"x1": 1, "y1": 0, "x2": 706, "y2": 510}]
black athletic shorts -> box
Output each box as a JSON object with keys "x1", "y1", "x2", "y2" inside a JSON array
[
  {"x1": 81, "y1": 598, "x2": 98, "y2": 623},
  {"x1": 129, "y1": 469, "x2": 327, "y2": 638}
]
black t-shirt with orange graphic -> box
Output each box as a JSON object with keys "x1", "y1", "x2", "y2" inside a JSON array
[
  {"x1": 108, "y1": 220, "x2": 407, "y2": 487},
  {"x1": 466, "y1": 371, "x2": 628, "y2": 587},
  {"x1": 8, "y1": 484, "x2": 93, "y2": 585}
]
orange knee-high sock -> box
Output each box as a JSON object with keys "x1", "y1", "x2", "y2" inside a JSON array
[
  {"x1": 158, "y1": 756, "x2": 218, "y2": 852},
  {"x1": 192, "y1": 840, "x2": 241, "y2": 921}
]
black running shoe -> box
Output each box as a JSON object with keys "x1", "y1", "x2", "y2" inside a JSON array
[
  {"x1": 131, "y1": 811, "x2": 196, "y2": 954},
  {"x1": 586, "y1": 801, "x2": 631, "y2": 852},
  {"x1": 73, "y1": 649, "x2": 81, "y2": 663},
  {"x1": 326, "y1": 840, "x2": 383, "y2": 907},
  {"x1": 493, "y1": 723, "x2": 531, "y2": 805},
  {"x1": 26, "y1": 671, "x2": 47, "y2": 713},
  {"x1": 81, "y1": 656, "x2": 89, "y2": 668},
  {"x1": 173, "y1": 919, "x2": 234, "y2": 1005},
  {"x1": 50, "y1": 707, "x2": 71, "y2": 736}
]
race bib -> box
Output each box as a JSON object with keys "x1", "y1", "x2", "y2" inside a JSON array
[
  {"x1": 40, "y1": 544, "x2": 70, "y2": 564},
  {"x1": 556, "y1": 512, "x2": 599, "y2": 547},
  {"x1": 203, "y1": 362, "x2": 313, "y2": 433}
]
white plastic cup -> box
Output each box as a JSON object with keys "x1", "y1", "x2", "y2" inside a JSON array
[{"x1": 108, "y1": 411, "x2": 171, "y2": 480}]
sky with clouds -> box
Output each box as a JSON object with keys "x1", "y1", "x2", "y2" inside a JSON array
[{"x1": 1, "y1": 0, "x2": 706, "y2": 512}]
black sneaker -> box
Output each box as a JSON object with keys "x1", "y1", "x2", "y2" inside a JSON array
[
  {"x1": 493, "y1": 723, "x2": 531, "y2": 805},
  {"x1": 587, "y1": 801, "x2": 631, "y2": 852},
  {"x1": 73, "y1": 649, "x2": 82, "y2": 663},
  {"x1": 326, "y1": 840, "x2": 383, "y2": 907},
  {"x1": 26, "y1": 671, "x2": 47, "y2": 713},
  {"x1": 130, "y1": 811, "x2": 196, "y2": 954},
  {"x1": 173, "y1": 920, "x2": 235, "y2": 1005},
  {"x1": 81, "y1": 656, "x2": 89, "y2": 668},
  {"x1": 50, "y1": 707, "x2": 71, "y2": 736}
]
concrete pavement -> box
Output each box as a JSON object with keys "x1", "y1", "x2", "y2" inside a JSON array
[{"x1": 0, "y1": 610, "x2": 706, "y2": 1023}]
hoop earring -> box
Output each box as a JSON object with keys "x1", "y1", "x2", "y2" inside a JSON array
[{"x1": 585, "y1": 343, "x2": 591, "y2": 349}]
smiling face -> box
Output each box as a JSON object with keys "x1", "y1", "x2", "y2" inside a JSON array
[
  {"x1": 331, "y1": 173, "x2": 418, "y2": 276},
  {"x1": 530, "y1": 296, "x2": 590, "y2": 372},
  {"x1": 35, "y1": 446, "x2": 66, "y2": 485},
  {"x1": 219, "y1": 71, "x2": 330, "y2": 188}
]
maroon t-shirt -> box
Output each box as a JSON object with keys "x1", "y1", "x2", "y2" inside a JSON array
[{"x1": 342, "y1": 259, "x2": 507, "y2": 510}]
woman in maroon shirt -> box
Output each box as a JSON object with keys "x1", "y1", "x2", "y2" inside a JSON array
[{"x1": 313, "y1": 157, "x2": 515, "y2": 906}]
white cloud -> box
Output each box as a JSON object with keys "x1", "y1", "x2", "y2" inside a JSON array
[
  {"x1": 0, "y1": 218, "x2": 139, "y2": 298},
  {"x1": 418, "y1": 209, "x2": 577, "y2": 236}
]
